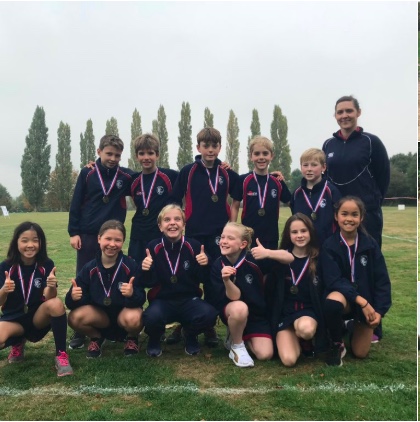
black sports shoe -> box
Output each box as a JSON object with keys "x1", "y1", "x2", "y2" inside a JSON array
[
  {"x1": 183, "y1": 329, "x2": 200, "y2": 355},
  {"x1": 326, "y1": 342, "x2": 346, "y2": 366},
  {"x1": 86, "y1": 337, "x2": 106, "y2": 358},
  {"x1": 146, "y1": 335, "x2": 163, "y2": 357},
  {"x1": 165, "y1": 325, "x2": 182, "y2": 345},
  {"x1": 124, "y1": 337, "x2": 139, "y2": 357},
  {"x1": 203, "y1": 327, "x2": 219, "y2": 347},
  {"x1": 299, "y1": 339, "x2": 315, "y2": 358},
  {"x1": 69, "y1": 331, "x2": 86, "y2": 349}
]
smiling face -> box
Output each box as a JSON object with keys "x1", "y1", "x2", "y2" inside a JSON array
[
  {"x1": 158, "y1": 208, "x2": 185, "y2": 242},
  {"x1": 334, "y1": 100, "x2": 361, "y2": 136},
  {"x1": 335, "y1": 199, "x2": 363, "y2": 239},
  {"x1": 300, "y1": 159, "x2": 326, "y2": 187},
  {"x1": 18, "y1": 229, "x2": 40, "y2": 265},
  {"x1": 137, "y1": 149, "x2": 158, "y2": 174},
  {"x1": 97, "y1": 146, "x2": 122, "y2": 169},
  {"x1": 250, "y1": 144, "x2": 273, "y2": 174},
  {"x1": 289, "y1": 220, "x2": 310, "y2": 251},
  {"x1": 219, "y1": 225, "x2": 247, "y2": 260},
  {"x1": 197, "y1": 141, "x2": 221, "y2": 167},
  {"x1": 98, "y1": 228, "x2": 124, "y2": 260}
]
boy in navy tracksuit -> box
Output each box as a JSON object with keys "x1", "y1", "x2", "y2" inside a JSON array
[
  {"x1": 68, "y1": 135, "x2": 134, "y2": 348},
  {"x1": 231, "y1": 136, "x2": 291, "y2": 255},
  {"x1": 128, "y1": 133, "x2": 178, "y2": 264},
  {"x1": 141, "y1": 205, "x2": 218, "y2": 357},
  {"x1": 290, "y1": 148, "x2": 341, "y2": 247},
  {"x1": 170, "y1": 127, "x2": 239, "y2": 346}
]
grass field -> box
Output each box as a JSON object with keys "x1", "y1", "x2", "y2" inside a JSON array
[{"x1": 0, "y1": 207, "x2": 416, "y2": 421}]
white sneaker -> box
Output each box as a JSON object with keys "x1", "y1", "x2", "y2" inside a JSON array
[
  {"x1": 229, "y1": 342, "x2": 254, "y2": 367},
  {"x1": 224, "y1": 327, "x2": 232, "y2": 351}
]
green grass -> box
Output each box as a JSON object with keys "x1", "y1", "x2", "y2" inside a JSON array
[{"x1": 0, "y1": 206, "x2": 416, "y2": 420}]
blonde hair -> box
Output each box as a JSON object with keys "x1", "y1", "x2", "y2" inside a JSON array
[
  {"x1": 134, "y1": 133, "x2": 160, "y2": 155},
  {"x1": 157, "y1": 204, "x2": 186, "y2": 226},
  {"x1": 224, "y1": 222, "x2": 254, "y2": 251},
  {"x1": 249, "y1": 136, "x2": 274, "y2": 156},
  {"x1": 300, "y1": 148, "x2": 326, "y2": 166}
]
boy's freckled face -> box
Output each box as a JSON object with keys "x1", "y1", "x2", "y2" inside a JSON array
[
  {"x1": 250, "y1": 146, "x2": 273, "y2": 172},
  {"x1": 300, "y1": 160, "x2": 325, "y2": 184},
  {"x1": 137, "y1": 149, "x2": 158, "y2": 173},
  {"x1": 197, "y1": 142, "x2": 221, "y2": 166},
  {"x1": 97, "y1": 146, "x2": 122, "y2": 169}
]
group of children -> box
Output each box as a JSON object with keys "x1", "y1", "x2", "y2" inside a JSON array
[{"x1": 0, "y1": 125, "x2": 392, "y2": 376}]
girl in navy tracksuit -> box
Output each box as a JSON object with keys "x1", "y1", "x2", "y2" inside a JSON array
[
  {"x1": 66, "y1": 220, "x2": 144, "y2": 358},
  {"x1": 0, "y1": 222, "x2": 73, "y2": 376},
  {"x1": 320, "y1": 196, "x2": 391, "y2": 366},
  {"x1": 263, "y1": 213, "x2": 327, "y2": 367},
  {"x1": 210, "y1": 222, "x2": 293, "y2": 368},
  {"x1": 141, "y1": 204, "x2": 218, "y2": 357}
]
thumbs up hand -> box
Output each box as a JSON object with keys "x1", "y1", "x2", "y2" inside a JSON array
[
  {"x1": 142, "y1": 249, "x2": 153, "y2": 271},
  {"x1": 46, "y1": 267, "x2": 58, "y2": 288},
  {"x1": 2, "y1": 271, "x2": 15, "y2": 293},
  {"x1": 196, "y1": 245, "x2": 208, "y2": 266},
  {"x1": 251, "y1": 238, "x2": 269, "y2": 260},
  {"x1": 120, "y1": 276, "x2": 134, "y2": 297},
  {"x1": 70, "y1": 279, "x2": 83, "y2": 301}
]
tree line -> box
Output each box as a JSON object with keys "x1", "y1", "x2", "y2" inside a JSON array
[{"x1": 3, "y1": 104, "x2": 290, "y2": 212}]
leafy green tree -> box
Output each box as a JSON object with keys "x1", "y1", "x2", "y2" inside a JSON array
[
  {"x1": 80, "y1": 119, "x2": 95, "y2": 168},
  {"x1": 105, "y1": 117, "x2": 119, "y2": 136},
  {"x1": 52, "y1": 122, "x2": 73, "y2": 211},
  {"x1": 270, "y1": 105, "x2": 291, "y2": 181},
  {"x1": 204, "y1": 107, "x2": 214, "y2": 128},
  {"x1": 289, "y1": 168, "x2": 302, "y2": 193},
  {"x1": 20, "y1": 106, "x2": 51, "y2": 211},
  {"x1": 46, "y1": 169, "x2": 78, "y2": 211},
  {"x1": 0, "y1": 184, "x2": 12, "y2": 211},
  {"x1": 247, "y1": 109, "x2": 261, "y2": 171},
  {"x1": 226, "y1": 110, "x2": 240, "y2": 173},
  {"x1": 157, "y1": 105, "x2": 169, "y2": 168},
  {"x1": 152, "y1": 119, "x2": 158, "y2": 137},
  {"x1": 177, "y1": 102, "x2": 193, "y2": 170},
  {"x1": 128, "y1": 108, "x2": 143, "y2": 171},
  {"x1": 388, "y1": 152, "x2": 417, "y2": 198}
]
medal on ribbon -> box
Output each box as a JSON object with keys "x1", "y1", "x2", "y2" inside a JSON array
[
  {"x1": 289, "y1": 258, "x2": 309, "y2": 294},
  {"x1": 97, "y1": 258, "x2": 123, "y2": 306},
  {"x1": 340, "y1": 233, "x2": 359, "y2": 285},
  {"x1": 253, "y1": 172, "x2": 269, "y2": 217},
  {"x1": 96, "y1": 166, "x2": 120, "y2": 204},
  {"x1": 17, "y1": 264, "x2": 37, "y2": 314},
  {"x1": 301, "y1": 181, "x2": 328, "y2": 221},
  {"x1": 140, "y1": 170, "x2": 158, "y2": 217},
  {"x1": 162, "y1": 236, "x2": 185, "y2": 284},
  {"x1": 202, "y1": 160, "x2": 220, "y2": 203}
]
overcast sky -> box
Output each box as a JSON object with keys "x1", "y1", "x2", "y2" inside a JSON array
[{"x1": 0, "y1": 1, "x2": 417, "y2": 198}]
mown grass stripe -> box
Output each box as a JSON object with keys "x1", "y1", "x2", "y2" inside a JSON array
[
  {"x1": 382, "y1": 234, "x2": 416, "y2": 243},
  {"x1": 0, "y1": 383, "x2": 414, "y2": 396}
]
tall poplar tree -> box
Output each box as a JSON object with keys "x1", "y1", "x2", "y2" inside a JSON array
[
  {"x1": 20, "y1": 106, "x2": 51, "y2": 211},
  {"x1": 157, "y1": 105, "x2": 169, "y2": 168},
  {"x1": 105, "y1": 117, "x2": 119, "y2": 136},
  {"x1": 203, "y1": 107, "x2": 214, "y2": 128},
  {"x1": 152, "y1": 120, "x2": 158, "y2": 137},
  {"x1": 177, "y1": 102, "x2": 193, "y2": 170},
  {"x1": 226, "y1": 110, "x2": 240, "y2": 173},
  {"x1": 247, "y1": 109, "x2": 261, "y2": 171},
  {"x1": 80, "y1": 119, "x2": 95, "y2": 168},
  {"x1": 52, "y1": 122, "x2": 73, "y2": 211},
  {"x1": 128, "y1": 108, "x2": 143, "y2": 171},
  {"x1": 270, "y1": 105, "x2": 291, "y2": 180}
]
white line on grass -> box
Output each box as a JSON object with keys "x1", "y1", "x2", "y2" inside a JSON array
[
  {"x1": 0, "y1": 382, "x2": 414, "y2": 397},
  {"x1": 382, "y1": 235, "x2": 416, "y2": 243}
]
